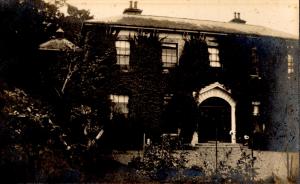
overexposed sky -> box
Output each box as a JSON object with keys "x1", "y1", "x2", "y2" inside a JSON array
[{"x1": 64, "y1": 0, "x2": 299, "y2": 36}]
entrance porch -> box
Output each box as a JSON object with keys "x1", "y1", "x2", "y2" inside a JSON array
[{"x1": 192, "y1": 82, "x2": 237, "y2": 144}]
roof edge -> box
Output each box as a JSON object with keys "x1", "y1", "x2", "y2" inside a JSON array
[{"x1": 85, "y1": 15, "x2": 298, "y2": 40}]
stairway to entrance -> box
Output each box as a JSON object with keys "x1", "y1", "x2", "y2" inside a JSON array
[
  {"x1": 184, "y1": 142, "x2": 253, "y2": 172},
  {"x1": 196, "y1": 141, "x2": 244, "y2": 148}
]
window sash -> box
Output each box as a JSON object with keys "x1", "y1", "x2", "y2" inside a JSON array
[
  {"x1": 208, "y1": 47, "x2": 221, "y2": 67},
  {"x1": 288, "y1": 54, "x2": 294, "y2": 74},
  {"x1": 162, "y1": 43, "x2": 178, "y2": 69},
  {"x1": 110, "y1": 95, "x2": 129, "y2": 114},
  {"x1": 116, "y1": 41, "x2": 130, "y2": 70}
]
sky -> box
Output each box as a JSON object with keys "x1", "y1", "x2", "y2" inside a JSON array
[{"x1": 62, "y1": 0, "x2": 299, "y2": 37}]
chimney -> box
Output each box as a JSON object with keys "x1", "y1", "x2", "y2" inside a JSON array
[
  {"x1": 134, "y1": 1, "x2": 137, "y2": 9},
  {"x1": 123, "y1": 1, "x2": 142, "y2": 15},
  {"x1": 230, "y1": 12, "x2": 246, "y2": 24}
]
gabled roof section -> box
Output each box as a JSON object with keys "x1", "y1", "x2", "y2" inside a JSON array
[
  {"x1": 39, "y1": 38, "x2": 80, "y2": 51},
  {"x1": 193, "y1": 82, "x2": 236, "y2": 107},
  {"x1": 85, "y1": 14, "x2": 297, "y2": 40},
  {"x1": 199, "y1": 82, "x2": 231, "y2": 95}
]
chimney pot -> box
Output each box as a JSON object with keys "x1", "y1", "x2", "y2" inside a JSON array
[
  {"x1": 230, "y1": 11, "x2": 246, "y2": 24},
  {"x1": 134, "y1": 1, "x2": 137, "y2": 9},
  {"x1": 123, "y1": 1, "x2": 142, "y2": 15}
]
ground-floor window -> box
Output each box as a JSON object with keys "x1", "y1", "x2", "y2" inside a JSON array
[{"x1": 110, "y1": 94, "x2": 129, "y2": 117}]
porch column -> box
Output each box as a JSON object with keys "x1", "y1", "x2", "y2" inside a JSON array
[{"x1": 231, "y1": 105, "x2": 236, "y2": 144}]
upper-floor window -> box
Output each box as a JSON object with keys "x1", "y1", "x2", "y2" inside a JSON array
[
  {"x1": 208, "y1": 47, "x2": 221, "y2": 67},
  {"x1": 110, "y1": 95, "x2": 129, "y2": 117},
  {"x1": 250, "y1": 47, "x2": 260, "y2": 77},
  {"x1": 287, "y1": 54, "x2": 294, "y2": 76},
  {"x1": 162, "y1": 43, "x2": 178, "y2": 72},
  {"x1": 115, "y1": 41, "x2": 130, "y2": 71}
]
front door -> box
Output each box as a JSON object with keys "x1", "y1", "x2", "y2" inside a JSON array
[{"x1": 198, "y1": 97, "x2": 231, "y2": 143}]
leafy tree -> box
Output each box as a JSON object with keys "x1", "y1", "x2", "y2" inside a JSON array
[
  {"x1": 0, "y1": 85, "x2": 72, "y2": 182},
  {"x1": 75, "y1": 26, "x2": 119, "y2": 98},
  {"x1": 55, "y1": 25, "x2": 120, "y2": 153},
  {"x1": 0, "y1": 0, "x2": 65, "y2": 88},
  {"x1": 129, "y1": 135, "x2": 187, "y2": 181},
  {"x1": 163, "y1": 93, "x2": 198, "y2": 144},
  {"x1": 0, "y1": 0, "x2": 102, "y2": 182},
  {"x1": 62, "y1": 3, "x2": 93, "y2": 45},
  {"x1": 129, "y1": 31, "x2": 164, "y2": 140},
  {"x1": 163, "y1": 33, "x2": 209, "y2": 143},
  {"x1": 0, "y1": 0, "x2": 93, "y2": 89},
  {"x1": 173, "y1": 33, "x2": 209, "y2": 91}
]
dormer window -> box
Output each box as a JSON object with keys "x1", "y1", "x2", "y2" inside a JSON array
[
  {"x1": 208, "y1": 47, "x2": 221, "y2": 67},
  {"x1": 115, "y1": 40, "x2": 130, "y2": 71}
]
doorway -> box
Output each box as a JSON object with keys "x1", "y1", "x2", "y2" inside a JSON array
[{"x1": 198, "y1": 97, "x2": 231, "y2": 143}]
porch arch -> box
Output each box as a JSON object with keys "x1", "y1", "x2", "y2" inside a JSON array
[{"x1": 194, "y1": 82, "x2": 237, "y2": 143}]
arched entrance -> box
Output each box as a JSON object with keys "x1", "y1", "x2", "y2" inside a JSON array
[
  {"x1": 193, "y1": 82, "x2": 237, "y2": 143},
  {"x1": 199, "y1": 97, "x2": 231, "y2": 142}
]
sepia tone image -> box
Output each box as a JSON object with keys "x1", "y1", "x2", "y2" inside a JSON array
[{"x1": 0, "y1": 0, "x2": 298, "y2": 183}]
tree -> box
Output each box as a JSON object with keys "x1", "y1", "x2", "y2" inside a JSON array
[
  {"x1": 174, "y1": 33, "x2": 210, "y2": 91},
  {"x1": 163, "y1": 33, "x2": 209, "y2": 143},
  {"x1": 0, "y1": 1, "x2": 101, "y2": 182},
  {"x1": 0, "y1": 84, "x2": 72, "y2": 182},
  {"x1": 129, "y1": 31, "x2": 164, "y2": 140},
  {"x1": 0, "y1": 0, "x2": 93, "y2": 89},
  {"x1": 62, "y1": 3, "x2": 93, "y2": 45},
  {"x1": 0, "y1": 0, "x2": 64, "y2": 88}
]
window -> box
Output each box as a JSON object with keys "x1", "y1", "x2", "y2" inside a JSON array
[
  {"x1": 208, "y1": 47, "x2": 221, "y2": 67},
  {"x1": 162, "y1": 43, "x2": 178, "y2": 72},
  {"x1": 250, "y1": 47, "x2": 259, "y2": 77},
  {"x1": 115, "y1": 41, "x2": 130, "y2": 71},
  {"x1": 164, "y1": 94, "x2": 173, "y2": 105},
  {"x1": 252, "y1": 101, "x2": 260, "y2": 116},
  {"x1": 287, "y1": 54, "x2": 294, "y2": 76},
  {"x1": 110, "y1": 95, "x2": 129, "y2": 117},
  {"x1": 251, "y1": 47, "x2": 258, "y2": 64}
]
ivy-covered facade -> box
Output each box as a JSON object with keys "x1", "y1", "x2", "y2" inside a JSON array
[{"x1": 78, "y1": 7, "x2": 298, "y2": 151}]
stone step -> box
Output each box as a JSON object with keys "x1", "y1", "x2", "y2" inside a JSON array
[{"x1": 195, "y1": 142, "x2": 244, "y2": 148}]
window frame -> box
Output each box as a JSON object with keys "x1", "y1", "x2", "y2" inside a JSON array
[
  {"x1": 208, "y1": 46, "x2": 221, "y2": 68},
  {"x1": 250, "y1": 47, "x2": 260, "y2": 78},
  {"x1": 115, "y1": 40, "x2": 131, "y2": 72},
  {"x1": 110, "y1": 94, "x2": 129, "y2": 118},
  {"x1": 161, "y1": 42, "x2": 178, "y2": 72},
  {"x1": 287, "y1": 54, "x2": 294, "y2": 77}
]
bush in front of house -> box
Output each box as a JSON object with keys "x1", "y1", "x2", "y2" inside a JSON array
[{"x1": 126, "y1": 137, "x2": 261, "y2": 183}]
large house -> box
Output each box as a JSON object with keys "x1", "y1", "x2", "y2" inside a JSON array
[{"x1": 77, "y1": 2, "x2": 298, "y2": 151}]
